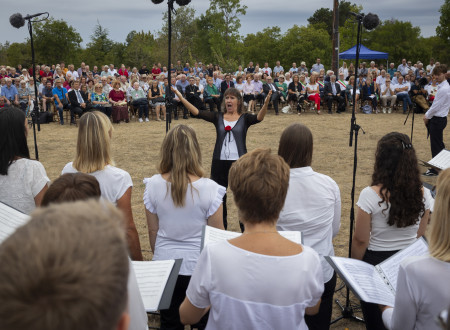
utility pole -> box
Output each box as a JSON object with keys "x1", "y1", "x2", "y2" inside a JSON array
[{"x1": 332, "y1": 0, "x2": 339, "y2": 74}]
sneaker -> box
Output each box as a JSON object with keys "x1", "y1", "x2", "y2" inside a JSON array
[
  {"x1": 139, "y1": 118, "x2": 143, "y2": 123},
  {"x1": 382, "y1": 108, "x2": 387, "y2": 114},
  {"x1": 423, "y1": 169, "x2": 438, "y2": 177},
  {"x1": 388, "y1": 108, "x2": 392, "y2": 114},
  {"x1": 145, "y1": 117, "x2": 149, "y2": 122}
]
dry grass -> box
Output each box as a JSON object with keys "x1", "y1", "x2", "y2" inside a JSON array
[{"x1": 29, "y1": 108, "x2": 446, "y2": 329}]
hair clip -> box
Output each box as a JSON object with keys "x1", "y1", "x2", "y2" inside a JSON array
[{"x1": 401, "y1": 141, "x2": 412, "y2": 149}]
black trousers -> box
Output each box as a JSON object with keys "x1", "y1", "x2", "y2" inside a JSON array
[
  {"x1": 429, "y1": 116, "x2": 447, "y2": 157},
  {"x1": 210, "y1": 159, "x2": 244, "y2": 232},
  {"x1": 324, "y1": 95, "x2": 345, "y2": 112},
  {"x1": 205, "y1": 97, "x2": 221, "y2": 112},
  {"x1": 360, "y1": 249, "x2": 398, "y2": 330},
  {"x1": 70, "y1": 106, "x2": 84, "y2": 121},
  {"x1": 160, "y1": 275, "x2": 209, "y2": 330},
  {"x1": 305, "y1": 272, "x2": 337, "y2": 330},
  {"x1": 270, "y1": 91, "x2": 281, "y2": 113}
]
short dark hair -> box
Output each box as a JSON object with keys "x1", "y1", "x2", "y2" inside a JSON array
[
  {"x1": 229, "y1": 149, "x2": 290, "y2": 224},
  {"x1": 278, "y1": 123, "x2": 313, "y2": 168},
  {"x1": 41, "y1": 173, "x2": 101, "y2": 207},
  {"x1": 0, "y1": 106, "x2": 30, "y2": 175}
]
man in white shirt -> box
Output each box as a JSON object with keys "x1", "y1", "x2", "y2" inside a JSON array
[
  {"x1": 397, "y1": 59, "x2": 410, "y2": 76},
  {"x1": 380, "y1": 76, "x2": 396, "y2": 113},
  {"x1": 67, "y1": 64, "x2": 79, "y2": 80},
  {"x1": 375, "y1": 70, "x2": 387, "y2": 89},
  {"x1": 262, "y1": 63, "x2": 272, "y2": 77},
  {"x1": 423, "y1": 64, "x2": 450, "y2": 176},
  {"x1": 426, "y1": 58, "x2": 435, "y2": 75},
  {"x1": 289, "y1": 62, "x2": 298, "y2": 74},
  {"x1": 273, "y1": 61, "x2": 283, "y2": 76},
  {"x1": 108, "y1": 64, "x2": 118, "y2": 76},
  {"x1": 394, "y1": 75, "x2": 412, "y2": 113}
]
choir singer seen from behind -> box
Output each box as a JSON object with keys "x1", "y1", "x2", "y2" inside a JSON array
[
  {"x1": 180, "y1": 148, "x2": 324, "y2": 329},
  {"x1": 277, "y1": 123, "x2": 341, "y2": 330},
  {"x1": 381, "y1": 168, "x2": 450, "y2": 330},
  {"x1": 144, "y1": 124, "x2": 225, "y2": 330},
  {"x1": 351, "y1": 132, "x2": 431, "y2": 330}
]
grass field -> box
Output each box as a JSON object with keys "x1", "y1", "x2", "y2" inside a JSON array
[{"x1": 28, "y1": 107, "x2": 446, "y2": 329}]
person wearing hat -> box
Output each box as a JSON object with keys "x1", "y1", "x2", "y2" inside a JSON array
[{"x1": 299, "y1": 61, "x2": 308, "y2": 74}]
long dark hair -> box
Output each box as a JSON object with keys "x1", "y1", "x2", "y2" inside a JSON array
[
  {"x1": 0, "y1": 106, "x2": 30, "y2": 175},
  {"x1": 371, "y1": 132, "x2": 424, "y2": 227}
]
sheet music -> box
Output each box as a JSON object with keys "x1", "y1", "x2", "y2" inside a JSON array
[
  {"x1": 202, "y1": 226, "x2": 302, "y2": 249},
  {"x1": 330, "y1": 257, "x2": 395, "y2": 306},
  {"x1": 377, "y1": 238, "x2": 429, "y2": 291},
  {"x1": 132, "y1": 260, "x2": 175, "y2": 312},
  {"x1": 427, "y1": 149, "x2": 450, "y2": 170},
  {"x1": 0, "y1": 202, "x2": 30, "y2": 244}
]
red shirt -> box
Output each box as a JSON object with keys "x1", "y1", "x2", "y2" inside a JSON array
[
  {"x1": 109, "y1": 89, "x2": 125, "y2": 102},
  {"x1": 152, "y1": 68, "x2": 161, "y2": 79},
  {"x1": 118, "y1": 69, "x2": 129, "y2": 78}
]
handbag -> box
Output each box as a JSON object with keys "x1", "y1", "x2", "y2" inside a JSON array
[{"x1": 153, "y1": 97, "x2": 165, "y2": 103}]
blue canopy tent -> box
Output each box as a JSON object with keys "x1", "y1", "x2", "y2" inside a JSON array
[{"x1": 339, "y1": 44, "x2": 388, "y2": 59}]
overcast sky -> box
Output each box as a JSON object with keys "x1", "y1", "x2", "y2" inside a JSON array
[{"x1": 0, "y1": 0, "x2": 444, "y2": 47}]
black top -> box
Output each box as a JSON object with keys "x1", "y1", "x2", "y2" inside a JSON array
[
  {"x1": 197, "y1": 111, "x2": 260, "y2": 160},
  {"x1": 288, "y1": 82, "x2": 303, "y2": 92},
  {"x1": 150, "y1": 87, "x2": 161, "y2": 98}
]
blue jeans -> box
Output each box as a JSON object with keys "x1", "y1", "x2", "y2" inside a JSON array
[
  {"x1": 56, "y1": 105, "x2": 64, "y2": 123},
  {"x1": 396, "y1": 93, "x2": 412, "y2": 112}
]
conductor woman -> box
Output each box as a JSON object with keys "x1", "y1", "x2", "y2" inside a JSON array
[{"x1": 172, "y1": 87, "x2": 272, "y2": 230}]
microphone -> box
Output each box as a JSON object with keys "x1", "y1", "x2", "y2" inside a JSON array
[
  {"x1": 10, "y1": 12, "x2": 48, "y2": 29},
  {"x1": 362, "y1": 13, "x2": 380, "y2": 30},
  {"x1": 150, "y1": 0, "x2": 165, "y2": 3},
  {"x1": 349, "y1": 11, "x2": 364, "y2": 19},
  {"x1": 175, "y1": 0, "x2": 191, "y2": 5},
  {"x1": 9, "y1": 13, "x2": 25, "y2": 28}
]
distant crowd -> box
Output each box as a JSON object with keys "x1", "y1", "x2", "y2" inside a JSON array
[{"x1": 0, "y1": 57, "x2": 449, "y2": 123}]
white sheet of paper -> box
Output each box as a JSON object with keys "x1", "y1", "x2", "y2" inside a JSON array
[
  {"x1": 427, "y1": 149, "x2": 450, "y2": 170},
  {"x1": 0, "y1": 202, "x2": 30, "y2": 244},
  {"x1": 202, "y1": 225, "x2": 302, "y2": 248},
  {"x1": 132, "y1": 260, "x2": 175, "y2": 312},
  {"x1": 377, "y1": 238, "x2": 429, "y2": 291},
  {"x1": 330, "y1": 257, "x2": 395, "y2": 306}
]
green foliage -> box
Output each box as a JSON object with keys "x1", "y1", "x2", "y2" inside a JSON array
[
  {"x1": 3, "y1": 42, "x2": 31, "y2": 67},
  {"x1": 364, "y1": 19, "x2": 430, "y2": 65},
  {"x1": 278, "y1": 25, "x2": 332, "y2": 69},
  {"x1": 242, "y1": 27, "x2": 282, "y2": 66},
  {"x1": 211, "y1": 48, "x2": 241, "y2": 73},
  {"x1": 157, "y1": 6, "x2": 198, "y2": 65},
  {"x1": 436, "y1": 0, "x2": 450, "y2": 42},
  {"x1": 32, "y1": 18, "x2": 82, "y2": 64},
  {"x1": 84, "y1": 22, "x2": 115, "y2": 67},
  {"x1": 202, "y1": 0, "x2": 247, "y2": 58},
  {"x1": 123, "y1": 31, "x2": 155, "y2": 68}
]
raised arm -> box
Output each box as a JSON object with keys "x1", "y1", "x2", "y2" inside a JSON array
[
  {"x1": 257, "y1": 90, "x2": 272, "y2": 121},
  {"x1": 172, "y1": 86, "x2": 199, "y2": 116}
]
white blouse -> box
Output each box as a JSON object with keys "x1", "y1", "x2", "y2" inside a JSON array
[
  {"x1": 356, "y1": 187, "x2": 431, "y2": 251},
  {"x1": 277, "y1": 167, "x2": 341, "y2": 283},
  {"x1": 62, "y1": 162, "x2": 132, "y2": 204},
  {"x1": 143, "y1": 174, "x2": 225, "y2": 275},
  {"x1": 382, "y1": 255, "x2": 450, "y2": 330},
  {"x1": 0, "y1": 158, "x2": 50, "y2": 214},
  {"x1": 186, "y1": 241, "x2": 324, "y2": 330},
  {"x1": 220, "y1": 119, "x2": 239, "y2": 161}
]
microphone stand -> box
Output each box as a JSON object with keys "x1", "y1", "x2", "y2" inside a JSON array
[
  {"x1": 27, "y1": 17, "x2": 42, "y2": 160},
  {"x1": 403, "y1": 101, "x2": 415, "y2": 143},
  {"x1": 331, "y1": 13, "x2": 365, "y2": 326},
  {"x1": 165, "y1": 0, "x2": 175, "y2": 134}
]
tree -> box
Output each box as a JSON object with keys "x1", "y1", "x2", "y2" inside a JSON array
[
  {"x1": 436, "y1": 0, "x2": 450, "y2": 43},
  {"x1": 308, "y1": 1, "x2": 361, "y2": 37},
  {"x1": 5, "y1": 42, "x2": 31, "y2": 67},
  {"x1": 243, "y1": 27, "x2": 282, "y2": 66},
  {"x1": 364, "y1": 19, "x2": 430, "y2": 65},
  {"x1": 157, "y1": 6, "x2": 198, "y2": 65},
  {"x1": 203, "y1": 0, "x2": 247, "y2": 58},
  {"x1": 278, "y1": 25, "x2": 331, "y2": 69},
  {"x1": 32, "y1": 18, "x2": 82, "y2": 64},
  {"x1": 123, "y1": 31, "x2": 156, "y2": 68},
  {"x1": 84, "y1": 22, "x2": 115, "y2": 66}
]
